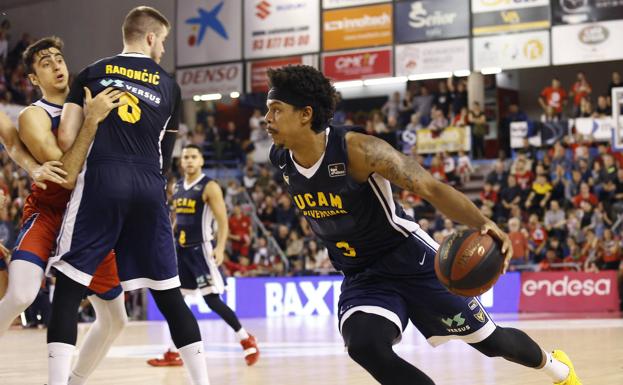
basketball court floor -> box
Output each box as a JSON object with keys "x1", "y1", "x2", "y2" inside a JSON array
[{"x1": 1, "y1": 313, "x2": 622, "y2": 384}]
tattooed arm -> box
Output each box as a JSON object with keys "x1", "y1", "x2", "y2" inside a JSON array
[{"x1": 346, "y1": 132, "x2": 513, "y2": 265}]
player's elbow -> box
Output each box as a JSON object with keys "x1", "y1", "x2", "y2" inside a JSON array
[{"x1": 57, "y1": 135, "x2": 72, "y2": 152}]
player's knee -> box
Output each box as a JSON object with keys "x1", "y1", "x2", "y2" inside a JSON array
[
  {"x1": 8, "y1": 289, "x2": 37, "y2": 312},
  {"x1": 346, "y1": 336, "x2": 389, "y2": 363},
  {"x1": 109, "y1": 311, "x2": 128, "y2": 333}
]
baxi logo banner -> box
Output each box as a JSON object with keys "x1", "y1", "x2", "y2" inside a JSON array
[{"x1": 146, "y1": 273, "x2": 522, "y2": 320}]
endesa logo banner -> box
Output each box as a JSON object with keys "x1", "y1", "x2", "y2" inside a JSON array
[
  {"x1": 520, "y1": 271, "x2": 620, "y2": 312},
  {"x1": 323, "y1": 3, "x2": 393, "y2": 51},
  {"x1": 322, "y1": 47, "x2": 392, "y2": 82}
]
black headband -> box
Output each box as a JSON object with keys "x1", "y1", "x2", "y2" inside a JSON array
[{"x1": 267, "y1": 87, "x2": 310, "y2": 108}]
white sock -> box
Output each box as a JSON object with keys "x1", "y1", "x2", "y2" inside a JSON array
[
  {"x1": 69, "y1": 294, "x2": 128, "y2": 385},
  {"x1": 169, "y1": 340, "x2": 179, "y2": 353},
  {"x1": 178, "y1": 341, "x2": 210, "y2": 385},
  {"x1": 235, "y1": 327, "x2": 249, "y2": 341},
  {"x1": 540, "y1": 351, "x2": 570, "y2": 382},
  {"x1": 0, "y1": 261, "x2": 43, "y2": 337},
  {"x1": 48, "y1": 342, "x2": 76, "y2": 385}
]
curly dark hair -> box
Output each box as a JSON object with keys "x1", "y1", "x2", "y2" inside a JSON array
[
  {"x1": 267, "y1": 65, "x2": 336, "y2": 133},
  {"x1": 23, "y1": 36, "x2": 64, "y2": 75}
]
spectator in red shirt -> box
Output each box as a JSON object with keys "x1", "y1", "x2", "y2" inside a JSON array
[
  {"x1": 480, "y1": 182, "x2": 498, "y2": 210},
  {"x1": 539, "y1": 78, "x2": 567, "y2": 117},
  {"x1": 572, "y1": 182, "x2": 598, "y2": 208},
  {"x1": 569, "y1": 71, "x2": 592, "y2": 117},
  {"x1": 599, "y1": 228, "x2": 621, "y2": 270},
  {"x1": 508, "y1": 217, "x2": 529, "y2": 270},
  {"x1": 514, "y1": 157, "x2": 534, "y2": 191},
  {"x1": 539, "y1": 249, "x2": 561, "y2": 272},
  {"x1": 527, "y1": 213, "x2": 547, "y2": 260},
  {"x1": 228, "y1": 204, "x2": 252, "y2": 261}
]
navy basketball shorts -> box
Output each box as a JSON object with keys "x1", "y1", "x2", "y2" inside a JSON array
[
  {"x1": 48, "y1": 158, "x2": 179, "y2": 291},
  {"x1": 338, "y1": 229, "x2": 496, "y2": 347},
  {"x1": 178, "y1": 241, "x2": 226, "y2": 295}
]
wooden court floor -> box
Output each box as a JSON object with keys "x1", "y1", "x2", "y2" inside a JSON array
[{"x1": 1, "y1": 314, "x2": 622, "y2": 384}]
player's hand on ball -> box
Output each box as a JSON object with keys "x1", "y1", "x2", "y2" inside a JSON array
[
  {"x1": 480, "y1": 220, "x2": 512, "y2": 273},
  {"x1": 213, "y1": 247, "x2": 225, "y2": 266},
  {"x1": 84, "y1": 87, "x2": 129, "y2": 124},
  {"x1": 31, "y1": 160, "x2": 68, "y2": 190}
]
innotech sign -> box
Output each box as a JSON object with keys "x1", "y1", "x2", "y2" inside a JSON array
[{"x1": 146, "y1": 273, "x2": 520, "y2": 320}]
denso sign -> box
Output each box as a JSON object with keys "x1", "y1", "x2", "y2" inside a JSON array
[{"x1": 519, "y1": 271, "x2": 620, "y2": 312}]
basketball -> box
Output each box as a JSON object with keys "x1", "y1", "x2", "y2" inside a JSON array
[{"x1": 434, "y1": 229, "x2": 504, "y2": 297}]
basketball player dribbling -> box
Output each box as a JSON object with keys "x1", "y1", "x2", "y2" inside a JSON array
[
  {"x1": 265, "y1": 65, "x2": 581, "y2": 385},
  {"x1": 46, "y1": 7, "x2": 210, "y2": 385},
  {"x1": 0, "y1": 37, "x2": 129, "y2": 385},
  {"x1": 148, "y1": 144, "x2": 259, "y2": 367}
]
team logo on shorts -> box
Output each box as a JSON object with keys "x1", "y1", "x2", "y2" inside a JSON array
[
  {"x1": 468, "y1": 299, "x2": 479, "y2": 311},
  {"x1": 441, "y1": 312, "x2": 470, "y2": 333},
  {"x1": 473, "y1": 309, "x2": 486, "y2": 323},
  {"x1": 328, "y1": 163, "x2": 346, "y2": 177}
]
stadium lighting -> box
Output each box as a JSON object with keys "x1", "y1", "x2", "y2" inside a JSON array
[
  {"x1": 230, "y1": 91, "x2": 240, "y2": 98},
  {"x1": 481, "y1": 67, "x2": 502, "y2": 75},
  {"x1": 453, "y1": 69, "x2": 471, "y2": 77},
  {"x1": 193, "y1": 95, "x2": 201, "y2": 102},
  {"x1": 407, "y1": 72, "x2": 453, "y2": 81},
  {"x1": 363, "y1": 76, "x2": 408, "y2": 86},
  {"x1": 333, "y1": 80, "x2": 364, "y2": 89},
  {"x1": 200, "y1": 93, "x2": 222, "y2": 101}
]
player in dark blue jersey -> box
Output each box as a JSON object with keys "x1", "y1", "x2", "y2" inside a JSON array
[
  {"x1": 45, "y1": 8, "x2": 210, "y2": 385},
  {"x1": 147, "y1": 144, "x2": 259, "y2": 367},
  {"x1": 265, "y1": 65, "x2": 581, "y2": 385}
]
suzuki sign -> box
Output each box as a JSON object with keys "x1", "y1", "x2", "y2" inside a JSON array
[{"x1": 520, "y1": 271, "x2": 620, "y2": 312}]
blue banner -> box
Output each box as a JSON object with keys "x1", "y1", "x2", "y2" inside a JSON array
[{"x1": 146, "y1": 273, "x2": 520, "y2": 320}]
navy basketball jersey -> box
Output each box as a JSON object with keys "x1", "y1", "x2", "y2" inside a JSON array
[
  {"x1": 66, "y1": 53, "x2": 180, "y2": 167},
  {"x1": 269, "y1": 127, "x2": 422, "y2": 273},
  {"x1": 28, "y1": 98, "x2": 71, "y2": 207},
  {"x1": 172, "y1": 174, "x2": 215, "y2": 248}
]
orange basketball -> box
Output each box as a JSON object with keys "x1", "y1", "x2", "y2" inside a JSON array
[{"x1": 434, "y1": 229, "x2": 504, "y2": 297}]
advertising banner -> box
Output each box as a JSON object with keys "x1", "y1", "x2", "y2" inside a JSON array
[
  {"x1": 247, "y1": 55, "x2": 317, "y2": 93},
  {"x1": 244, "y1": 0, "x2": 320, "y2": 59},
  {"x1": 147, "y1": 273, "x2": 520, "y2": 320},
  {"x1": 552, "y1": 20, "x2": 623, "y2": 65},
  {"x1": 323, "y1": 0, "x2": 390, "y2": 9},
  {"x1": 471, "y1": 0, "x2": 550, "y2": 13},
  {"x1": 552, "y1": 0, "x2": 623, "y2": 25},
  {"x1": 574, "y1": 117, "x2": 614, "y2": 142},
  {"x1": 323, "y1": 3, "x2": 393, "y2": 51},
  {"x1": 473, "y1": 30, "x2": 550, "y2": 70},
  {"x1": 394, "y1": 0, "x2": 470, "y2": 43},
  {"x1": 176, "y1": 0, "x2": 242, "y2": 67},
  {"x1": 472, "y1": 5, "x2": 550, "y2": 35},
  {"x1": 415, "y1": 126, "x2": 472, "y2": 154},
  {"x1": 177, "y1": 62, "x2": 243, "y2": 99},
  {"x1": 520, "y1": 271, "x2": 620, "y2": 312},
  {"x1": 395, "y1": 38, "x2": 470, "y2": 77},
  {"x1": 322, "y1": 47, "x2": 392, "y2": 82}
]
